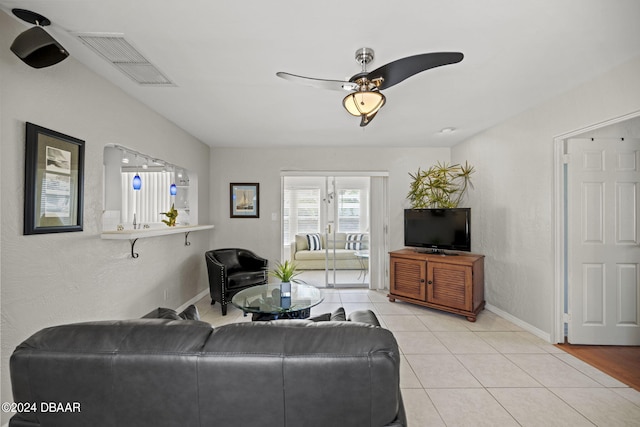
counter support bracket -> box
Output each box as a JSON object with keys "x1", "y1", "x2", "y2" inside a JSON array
[
  {"x1": 101, "y1": 225, "x2": 214, "y2": 259},
  {"x1": 130, "y1": 238, "x2": 139, "y2": 259}
]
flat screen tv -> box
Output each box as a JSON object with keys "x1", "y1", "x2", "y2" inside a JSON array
[{"x1": 404, "y1": 208, "x2": 471, "y2": 253}]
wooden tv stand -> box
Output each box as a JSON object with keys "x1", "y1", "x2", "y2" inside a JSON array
[{"x1": 388, "y1": 249, "x2": 485, "y2": 322}]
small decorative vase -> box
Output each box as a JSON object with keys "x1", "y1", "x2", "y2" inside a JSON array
[{"x1": 280, "y1": 282, "x2": 291, "y2": 297}]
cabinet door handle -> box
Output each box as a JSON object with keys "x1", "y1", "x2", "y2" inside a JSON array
[
  {"x1": 427, "y1": 280, "x2": 433, "y2": 285},
  {"x1": 420, "y1": 279, "x2": 425, "y2": 283}
]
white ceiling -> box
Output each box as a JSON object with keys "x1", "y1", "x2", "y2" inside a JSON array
[{"x1": 2, "y1": 0, "x2": 640, "y2": 148}]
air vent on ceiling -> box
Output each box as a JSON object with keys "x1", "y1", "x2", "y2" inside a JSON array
[{"x1": 74, "y1": 33, "x2": 174, "y2": 86}]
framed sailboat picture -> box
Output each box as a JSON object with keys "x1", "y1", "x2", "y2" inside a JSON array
[{"x1": 230, "y1": 183, "x2": 259, "y2": 218}]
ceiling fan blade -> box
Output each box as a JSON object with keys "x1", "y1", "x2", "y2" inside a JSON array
[
  {"x1": 276, "y1": 72, "x2": 358, "y2": 91},
  {"x1": 366, "y1": 52, "x2": 463, "y2": 90}
]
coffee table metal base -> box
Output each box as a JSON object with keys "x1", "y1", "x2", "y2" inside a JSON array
[
  {"x1": 232, "y1": 283, "x2": 323, "y2": 321},
  {"x1": 251, "y1": 308, "x2": 311, "y2": 321}
]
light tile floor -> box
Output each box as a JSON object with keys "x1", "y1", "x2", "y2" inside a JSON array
[{"x1": 196, "y1": 288, "x2": 640, "y2": 426}]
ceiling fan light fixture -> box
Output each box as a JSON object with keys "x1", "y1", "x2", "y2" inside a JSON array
[
  {"x1": 279, "y1": 48, "x2": 463, "y2": 126},
  {"x1": 343, "y1": 91, "x2": 386, "y2": 117}
]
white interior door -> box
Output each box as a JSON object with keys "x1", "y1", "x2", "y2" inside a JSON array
[{"x1": 567, "y1": 138, "x2": 640, "y2": 345}]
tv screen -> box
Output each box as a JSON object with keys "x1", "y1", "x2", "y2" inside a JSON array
[{"x1": 404, "y1": 208, "x2": 471, "y2": 252}]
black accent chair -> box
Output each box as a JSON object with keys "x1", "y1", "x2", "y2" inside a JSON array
[{"x1": 205, "y1": 248, "x2": 268, "y2": 315}]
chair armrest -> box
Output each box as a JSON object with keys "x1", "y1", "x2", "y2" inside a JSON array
[
  {"x1": 205, "y1": 252, "x2": 227, "y2": 280},
  {"x1": 237, "y1": 249, "x2": 268, "y2": 270}
]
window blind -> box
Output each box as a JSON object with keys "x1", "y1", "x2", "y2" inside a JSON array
[{"x1": 122, "y1": 171, "x2": 173, "y2": 224}]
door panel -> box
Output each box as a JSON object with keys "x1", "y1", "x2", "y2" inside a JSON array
[
  {"x1": 567, "y1": 138, "x2": 640, "y2": 345},
  {"x1": 582, "y1": 263, "x2": 604, "y2": 325},
  {"x1": 390, "y1": 258, "x2": 426, "y2": 300},
  {"x1": 427, "y1": 262, "x2": 471, "y2": 311},
  {"x1": 619, "y1": 263, "x2": 638, "y2": 324}
]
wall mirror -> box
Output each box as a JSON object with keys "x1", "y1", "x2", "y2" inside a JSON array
[{"x1": 103, "y1": 145, "x2": 191, "y2": 231}]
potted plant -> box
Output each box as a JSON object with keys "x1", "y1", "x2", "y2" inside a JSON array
[
  {"x1": 160, "y1": 203, "x2": 178, "y2": 227},
  {"x1": 407, "y1": 161, "x2": 474, "y2": 208},
  {"x1": 270, "y1": 260, "x2": 301, "y2": 284},
  {"x1": 270, "y1": 260, "x2": 301, "y2": 296}
]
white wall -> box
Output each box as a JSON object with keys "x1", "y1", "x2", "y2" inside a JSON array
[
  {"x1": 0, "y1": 10, "x2": 211, "y2": 418},
  {"x1": 209, "y1": 146, "x2": 451, "y2": 275},
  {"x1": 451, "y1": 55, "x2": 640, "y2": 338}
]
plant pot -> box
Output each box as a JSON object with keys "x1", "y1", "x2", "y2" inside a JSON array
[{"x1": 280, "y1": 282, "x2": 291, "y2": 297}]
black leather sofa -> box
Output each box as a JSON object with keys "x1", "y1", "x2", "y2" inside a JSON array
[{"x1": 9, "y1": 312, "x2": 406, "y2": 427}]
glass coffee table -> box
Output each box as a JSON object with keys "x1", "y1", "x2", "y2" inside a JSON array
[{"x1": 231, "y1": 283, "x2": 324, "y2": 321}]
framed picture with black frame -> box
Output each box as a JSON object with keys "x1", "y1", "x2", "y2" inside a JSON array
[
  {"x1": 23, "y1": 122, "x2": 85, "y2": 234},
  {"x1": 230, "y1": 183, "x2": 259, "y2": 218}
]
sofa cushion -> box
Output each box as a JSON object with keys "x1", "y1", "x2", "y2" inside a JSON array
[
  {"x1": 330, "y1": 307, "x2": 347, "y2": 321},
  {"x1": 308, "y1": 306, "x2": 346, "y2": 322},
  {"x1": 227, "y1": 270, "x2": 266, "y2": 289},
  {"x1": 214, "y1": 250, "x2": 243, "y2": 273},
  {"x1": 295, "y1": 233, "x2": 350, "y2": 250},
  {"x1": 345, "y1": 233, "x2": 365, "y2": 250},
  {"x1": 142, "y1": 305, "x2": 200, "y2": 321},
  {"x1": 308, "y1": 307, "x2": 378, "y2": 324},
  {"x1": 295, "y1": 249, "x2": 358, "y2": 261},
  {"x1": 306, "y1": 233, "x2": 322, "y2": 251},
  {"x1": 349, "y1": 309, "x2": 380, "y2": 326},
  {"x1": 295, "y1": 234, "x2": 309, "y2": 251},
  {"x1": 178, "y1": 304, "x2": 200, "y2": 320},
  {"x1": 326, "y1": 232, "x2": 348, "y2": 249},
  {"x1": 143, "y1": 307, "x2": 181, "y2": 320}
]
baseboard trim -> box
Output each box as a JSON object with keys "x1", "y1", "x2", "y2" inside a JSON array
[
  {"x1": 486, "y1": 303, "x2": 551, "y2": 343},
  {"x1": 176, "y1": 288, "x2": 209, "y2": 313}
]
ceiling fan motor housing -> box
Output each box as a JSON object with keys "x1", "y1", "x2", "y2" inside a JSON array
[{"x1": 355, "y1": 47, "x2": 374, "y2": 67}]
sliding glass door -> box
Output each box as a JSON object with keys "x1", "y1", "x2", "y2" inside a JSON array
[
  {"x1": 323, "y1": 176, "x2": 370, "y2": 287},
  {"x1": 282, "y1": 173, "x2": 388, "y2": 289}
]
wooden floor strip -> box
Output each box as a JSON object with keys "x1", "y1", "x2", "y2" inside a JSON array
[{"x1": 555, "y1": 343, "x2": 640, "y2": 391}]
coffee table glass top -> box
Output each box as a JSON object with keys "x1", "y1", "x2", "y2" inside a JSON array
[{"x1": 231, "y1": 283, "x2": 323, "y2": 315}]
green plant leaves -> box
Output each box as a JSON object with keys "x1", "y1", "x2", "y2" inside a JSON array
[
  {"x1": 270, "y1": 260, "x2": 302, "y2": 283},
  {"x1": 407, "y1": 161, "x2": 474, "y2": 208}
]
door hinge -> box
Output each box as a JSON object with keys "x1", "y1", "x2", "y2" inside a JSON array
[
  {"x1": 563, "y1": 313, "x2": 572, "y2": 322},
  {"x1": 562, "y1": 154, "x2": 571, "y2": 164}
]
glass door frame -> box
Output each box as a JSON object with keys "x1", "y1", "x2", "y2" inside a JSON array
[
  {"x1": 281, "y1": 171, "x2": 389, "y2": 290},
  {"x1": 323, "y1": 176, "x2": 370, "y2": 288}
]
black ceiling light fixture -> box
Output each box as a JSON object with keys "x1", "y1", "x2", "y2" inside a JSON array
[{"x1": 10, "y1": 9, "x2": 69, "y2": 69}]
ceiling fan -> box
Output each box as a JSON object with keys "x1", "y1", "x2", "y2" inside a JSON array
[{"x1": 276, "y1": 48, "x2": 463, "y2": 127}]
